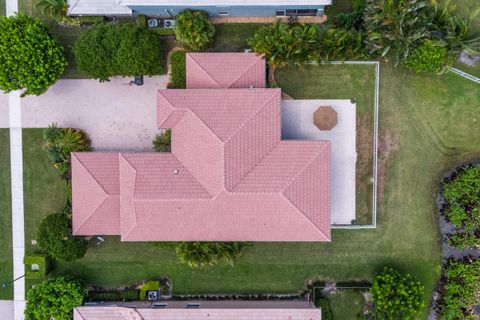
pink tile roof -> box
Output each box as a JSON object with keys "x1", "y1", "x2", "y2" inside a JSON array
[
  {"x1": 72, "y1": 89, "x2": 330, "y2": 241},
  {"x1": 74, "y1": 307, "x2": 322, "y2": 320},
  {"x1": 186, "y1": 53, "x2": 266, "y2": 89}
]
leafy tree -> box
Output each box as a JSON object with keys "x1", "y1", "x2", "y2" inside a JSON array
[
  {"x1": 319, "y1": 27, "x2": 368, "y2": 61},
  {"x1": 248, "y1": 22, "x2": 321, "y2": 69},
  {"x1": 370, "y1": 267, "x2": 424, "y2": 320},
  {"x1": 74, "y1": 22, "x2": 163, "y2": 81},
  {"x1": 25, "y1": 277, "x2": 85, "y2": 320},
  {"x1": 37, "y1": 209, "x2": 88, "y2": 262},
  {"x1": 174, "y1": 10, "x2": 215, "y2": 51},
  {"x1": 0, "y1": 14, "x2": 66, "y2": 96},
  {"x1": 152, "y1": 129, "x2": 171, "y2": 152},
  {"x1": 43, "y1": 123, "x2": 91, "y2": 178},
  {"x1": 404, "y1": 40, "x2": 449, "y2": 73},
  {"x1": 363, "y1": 0, "x2": 431, "y2": 66},
  {"x1": 438, "y1": 258, "x2": 480, "y2": 320},
  {"x1": 35, "y1": 0, "x2": 67, "y2": 20},
  {"x1": 175, "y1": 242, "x2": 248, "y2": 268}
]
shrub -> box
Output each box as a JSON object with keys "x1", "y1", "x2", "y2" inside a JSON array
[
  {"x1": 169, "y1": 50, "x2": 186, "y2": 89},
  {"x1": 370, "y1": 267, "x2": 424, "y2": 320},
  {"x1": 442, "y1": 164, "x2": 480, "y2": 250},
  {"x1": 405, "y1": 41, "x2": 449, "y2": 73},
  {"x1": 35, "y1": 0, "x2": 67, "y2": 20},
  {"x1": 438, "y1": 259, "x2": 480, "y2": 319},
  {"x1": 24, "y1": 254, "x2": 50, "y2": 280},
  {"x1": 74, "y1": 22, "x2": 163, "y2": 81},
  {"x1": 88, "y1": 289, "x2": 139, "y2": 301},
  {"x1": 174, "y1": 10, "x2": 215, "y2": 50},
  {"x1": 248, "y1": 22, "x2": 321, "y2": 69},
  {"x1": 152, "y1": 129, "x2": 171, "y2": 152},
  {"x1": 335, "y1": 0, "x2": 366, "y2": 30},
  {"x1": 0, "y1": 14, "x2": 66, "y2": 96},
  {"x1": 314, "y1": 297, "x2": 333, "y2": 320},
  {"x1": 78, "y1": 16, "x2": 104, "y2": 24},
  {"x1": 37, "y1": 209, "x2": 88, "y2": 262},
  {"x1": 319, "y1": 27, "x2": 368, "y2": 61},
  {"x1": 139, "y1": 281, "x2": 160, "y2": 300},
  {"x1": 43, "y1": 123, "x2": 91, "y2": 178},
  {"x1": 175, "y1": 242, "x2": 249, "y2": 268},
  {"x1": 25, "y1": 277, "x2": 85, "y2": 320}
]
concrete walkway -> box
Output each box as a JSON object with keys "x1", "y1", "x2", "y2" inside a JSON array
[
  {"x1": 281, "y1": 99, "x2": 356, "y2": 225},
  {"x1": 22, "y1": 76, "x2": 168, "y2": 151},
  {"x1": 0, "y1": 301, "x2": 13, "y2": 319}
]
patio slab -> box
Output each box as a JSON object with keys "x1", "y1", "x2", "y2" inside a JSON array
[
  {"x1": 21, "y1": 76, "x2": 169, "y2": 151},
  {"x1": 281, "y1": 99, "x2": 356, "y2": 225}
]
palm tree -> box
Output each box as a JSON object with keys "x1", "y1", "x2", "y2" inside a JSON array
[
  {"x1": 152, "y1": 129, "x2": 171, "y2": 152},
  {"x1": 35, "y1": 0, "x2": 67, "y2": 20},
  {"x1": 174, "y1": 10, "x2": 215, "y2": 51}
]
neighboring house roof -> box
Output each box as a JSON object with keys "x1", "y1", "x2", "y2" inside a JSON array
[
  {"x1": 120, "y1": 0, "x2": 332, "y2": 6},
  {"x1": 74, "y1": 307, "x2": 322, "y2": 320},
  {"x1": 186, "y1": 53, "x2": 266, "y2": 89},
  {"x1": 68, "y1": 0, "x2": 132, "y2": 15}
]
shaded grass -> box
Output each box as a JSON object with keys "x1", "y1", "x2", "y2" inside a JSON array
[
  {"x1": 0, "y1": 130, "x2": 13, "y2": 299},
  {"x1": 277, "y1": 64, "x2": 375, "y2": 225},
  {"x1": 329, "y1": 291, "x2": 364, "y2": 320},
  {"x1": 0, "y1": 0, "x2": 5, "y2": 16},
  {"x1": 207, "y1": 23, "x2": 267, "y2": 52}
]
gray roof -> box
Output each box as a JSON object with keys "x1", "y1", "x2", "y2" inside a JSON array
[{"x1": 68, "y1": 0, "x2": 132, "y2": 15}]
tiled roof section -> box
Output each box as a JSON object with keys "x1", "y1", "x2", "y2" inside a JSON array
[
  {"x1": 157, "y1": 89, "x2": 278, "y2": 141},
  {"x1": 186, "y1": 53, "x2": 266, "y2": 89},
  {"x1": 122, "y1": 192, "x2": 328, "y2": 241},
  {"x1": 74, "y1": 307, "x2": 322, "y2": 320},
  {"x1": 120, "y1": 153, "x2": 212, "y2": 199},
  {"x1": 71, "y1": 153, "x2": 120, "y2": 235}
]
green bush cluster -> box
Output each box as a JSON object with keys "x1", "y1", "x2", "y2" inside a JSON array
[
  {"x1": 438, "y1": 259, "x2": 480, "y2": 319},
  {"x1": 174, "y1": 10, "x2": 215, "y2": 51},
  {"x1": 88, "y1": 289, "x2": 139, "y2": 301},
  {"x1": 370, "y1": 267, "x2": 424, "y2": 320},
  {"x1": 0, "y1": 14, "x2": 66, "y2": 96},
  {"x1": 334, "y1": 0, "x2": 366, "y2": 30},
  {"x1": 405, "y1": 41, "x2": 449, "y2": 74},
  {"x1": 37, "y1": 208, "x2": 88, "y2": 262},
  {"x1": 442, "y1": 165, "x2": 480, "y2": 250},
  {"x1": 73, "y1": 22, "x2": 164, "y2": 81},
  {"x1": 43, "y1": 123, "x2": 91, "y2": 179},
  {"x1": 171, "y1": 242, "x2": 249, "y2": 268},
  {"x1": 139, "y1": 281, "x2": 160, "y2": 300},
  {"x1": 169, "y1": 50, "x2": 186, "y2": 89},
  {"x1": 152, "y1": 129, "x2": 171, "y2": 152},
  {"x1": 24, "y1": 254, "x2": 50, "y2": 280},
  {"x1": 314, "y1": 297, "x2": 333, "y2": 320},
  {"x1": 25, "y1": 277, "x2": 85, "y2": 320}
]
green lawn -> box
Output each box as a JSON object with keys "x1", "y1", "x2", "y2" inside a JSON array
[
  {"x1": 0, "y1": 130, "x2": 13, "y2": 299},
  {"x1": 207, "y1": 23, "x2": 267, "y2": 52},
  {"x1": 0, "y1": 0, "x2": 5, "y2": 16},
  {"x1": 329, "y1": 291, "x2": 365, "y2": 320},
  {"x1": 21, "y1": 62, "x2": 480, "y2": 319},
  {"x1": 277, "y1": 64, "x2": 375, "y2": 225}
]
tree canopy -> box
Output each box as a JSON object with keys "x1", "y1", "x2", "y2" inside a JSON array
[
  {"x1": 37, "y1": 209, "x2": 88, "y2": 262},
  {"x1": 25, "y1": 277, "x2": 85, "y2": 320},
  {"x1": 371, "y1": 267, "x2": 424, "y2": 320},
  {"x1": 0, "y1": 14, "x2": 66, "y2": 96},
  {"x1": 174, "y1": 10, "x2": 215, "y2": 51},
  {"x1": 73, "y1": 22, "x2": 163, "y2": 81}
]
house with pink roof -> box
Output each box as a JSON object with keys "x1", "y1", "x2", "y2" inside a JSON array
[{"x1": 72, "y1": 53, "x2": 332, "y2": 242}]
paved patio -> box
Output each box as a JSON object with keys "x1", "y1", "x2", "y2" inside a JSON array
[
  {"x1": 281, "y1": 99, "x2": 356, "y2": 225},
  {"x1": 21, "y1": 76, "x2": 169, "y2": 151}
]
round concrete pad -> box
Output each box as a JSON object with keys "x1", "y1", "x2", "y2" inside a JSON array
[{"x1": 314, "y1": 106, "x2": 337, "y2": 130}]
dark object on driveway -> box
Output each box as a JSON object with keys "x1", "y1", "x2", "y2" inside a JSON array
[{"x1": 134, "y1": 76, "x2": 144, "y2": 86}]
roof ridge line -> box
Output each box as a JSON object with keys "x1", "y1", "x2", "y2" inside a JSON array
[
  {"x1": 188, "y1": 54, "x2": 222, "y2": 88},
  {"x1": 72, "y1": 153, "x2": 111, "y2": 196},
  {"x1": 226, "y1": 56, "x2": 263, "y2": 88},
  {"x1": 280, "y1": 192, "x2": 330, "y2": 240},
  {"x1": 119, "y1": 154, "x2": 139, "y2": 239}
]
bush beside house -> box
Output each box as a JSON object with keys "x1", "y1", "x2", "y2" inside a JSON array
[
  {"x1": 174, "y1": 10, "x2": 215, "y2": 51},
  {"x1": 168, "y1": 50, "x2": 187, "y2": 89},
  {"x1": 0, "y1": 14, "x2": 66, "y2": 96},
  {"x1": 73, "y1": 22, "x2": 163, "y2": 81}
]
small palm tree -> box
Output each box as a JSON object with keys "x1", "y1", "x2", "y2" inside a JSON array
[
  {"x1": 174, "y1": 10, "x2": 215, "y2": 51},
  {"x1": 152, "y1": 129, "x2": 171, "y2": 152},
  {"x1": 35, "y1": 0, "x2": 67, "y2": 20}
]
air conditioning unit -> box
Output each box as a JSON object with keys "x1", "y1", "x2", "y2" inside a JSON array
[{"x1": 164, "y1": 19, "x2": 175, "y2": 28}]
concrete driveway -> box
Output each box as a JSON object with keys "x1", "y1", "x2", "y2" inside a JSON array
[
  {"x1": 281, "y1": 99, "x2": 356, "y2": 225},
  {"x1": 21, "y1": 76, "x2": 169, "y2": 151}
]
